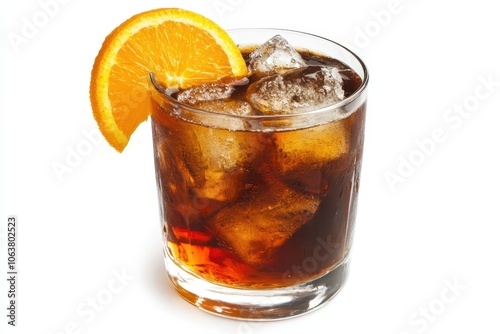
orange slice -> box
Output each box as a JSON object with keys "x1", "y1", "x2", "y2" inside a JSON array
[{"x1": 90, "y1": 8, "x2": 248, "y2": 152}]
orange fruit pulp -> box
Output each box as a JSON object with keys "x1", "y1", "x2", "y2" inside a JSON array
[{"x1": 89, "y1": 8, "x2": 248, "y2": 152}]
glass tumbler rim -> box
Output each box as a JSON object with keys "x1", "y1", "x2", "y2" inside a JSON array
[{"x1": 149, "y1": 28, "x2": 368, "y2": 122}]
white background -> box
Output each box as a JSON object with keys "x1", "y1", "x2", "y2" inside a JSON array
[{"x1": 1, "y1": 0, "x2": 499, "y2": 333}]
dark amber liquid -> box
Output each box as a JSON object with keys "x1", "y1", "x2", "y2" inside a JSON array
[{"x1": 151, "y1": 50, "x2": 365, "y2": 288}]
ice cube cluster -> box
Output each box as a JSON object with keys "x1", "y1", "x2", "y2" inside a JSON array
[{"x1": 174, "y1": 34, "x2": 346, "y2": 116}]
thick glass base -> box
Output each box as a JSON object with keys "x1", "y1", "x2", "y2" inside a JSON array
[{"x1": 164, "y1": 253, "x2": 350, "y2": 320}]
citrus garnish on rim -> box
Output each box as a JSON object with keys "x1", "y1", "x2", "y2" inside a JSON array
[{"x1": 89, "y1": 8, "x2": 248, "y2": 152}]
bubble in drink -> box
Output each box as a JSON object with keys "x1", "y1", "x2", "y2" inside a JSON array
[
  {"x1": 247, "y1": 35, "x2": 307, "y2": 76},
  {"x1": 246, "y1": 65, "x2": 345, "y2": 115}
]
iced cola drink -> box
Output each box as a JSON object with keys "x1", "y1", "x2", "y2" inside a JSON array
[{"x1": 150, "y1": 29, "x2": 368, "y2": 319}]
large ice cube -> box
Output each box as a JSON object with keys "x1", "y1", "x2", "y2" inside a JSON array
[
  {"x1": 206, "y1": 180, "x2": 320, "y2": 266},
  {"x1": 246, "y1": 65, "x2": 345, "y2": 115},
  {"x1": 192, "y1": 99, "x2": 254, "y2": 129},
  {"x1": 274, "y1": 119, "x2": 350, "y2": 174},
  {"x1": 247, "y1": 35, "x2": 307, "y2": 76},
  {"x1": 185, "y1": 123, "x2": 264, "y2": 202},
  {"x1": 154, "y1": 112, "x2": 264, "y2": 204}
]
